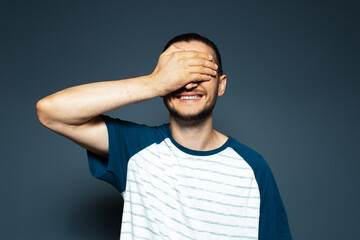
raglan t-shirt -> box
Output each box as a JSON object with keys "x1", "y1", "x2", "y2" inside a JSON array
[{"x1": 87, "y1": 115, "x2": 292, "y2": 240}]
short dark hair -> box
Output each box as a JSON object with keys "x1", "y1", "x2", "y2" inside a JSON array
[{"x1": 162, "y1": 33, "x2": 223, "y2": 76}]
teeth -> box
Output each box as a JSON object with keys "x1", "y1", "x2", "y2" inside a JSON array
[{"x1": 180, "y1": 96, "x2": 200, "y2": 100}]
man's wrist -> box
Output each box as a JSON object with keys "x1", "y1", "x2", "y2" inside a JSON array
[{"x1": 144, "y1": 73, "x2": 168, "y2": 97}]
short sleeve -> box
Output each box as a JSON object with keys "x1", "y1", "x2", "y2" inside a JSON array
[
  {"x1": 257, "y1": 163, "x2": 292, "y2": 240},
  {"x1": 232, "y1": 141, "x2": 292, "y2": 240},
  {"x1": 87, "y1": 115, "x2": 162, "y2": 193}
]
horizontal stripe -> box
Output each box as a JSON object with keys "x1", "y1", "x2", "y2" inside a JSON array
[
  {"x1": 133, "y1": 153, "x2": 178, "y2": 182},
  {"x1": 122, "y1": 211, "x2": 196, "y2": 240},
  {"x1": 137, "y1": 148, "x2": 253, "y2": 178},
  {"x1": 186, "y1": 195, "x2": 260, "y2": 210},
  {"x1": 168, "y1": 163, "x2": 254, "y2": 180},
  {"x1": 121, "y1": 221, "x2": 160, "y2": 236},
  {"x1": 125, "y1": 201, "x2": 152, "y2": 211},
  {"x1": 123, "y1": 213, "x2": 258, "y2": 239},
  {"x1": 127, "y1": 169, "x2": 181, "y2": 194},
  {"x1": 123, "y1": 210, "x2": 258, "y2": 230},
  {"x1": 147, "y1": 146, "x2": 252, "y2": 172},
  {"x1": 125, "y1": 188, "x2": 259, "y2": 220},
  {"x1": 122, "y1": 211, "x2": 156, "y2": 224},
  {"x1": 120, "y1": 231, "x2": 153, "y2": 240},
  {"x1": 176, "y1": 173, "x2": 256, "y2": 189},
  {"x1": 123, "y1": 206, "x2": 258, "y2": 239},
  {"x1": 127, "y1": 170, "x2": 259, "y2": 210},
  {"x1": 129, "y1": 158, "x2": 257, "y2": 191},
  {"x1": 178, "y1": 183, "x2": 260, "y2": 199}
]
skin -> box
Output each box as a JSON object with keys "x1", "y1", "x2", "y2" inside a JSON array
[{"x1": 36, "y1": 40, "x2": 227, "y2": 157}]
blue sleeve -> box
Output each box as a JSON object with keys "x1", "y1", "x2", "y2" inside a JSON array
[
  {"x1": 87, "y1": 115, "x2": 161, "y2": 193},
  {"x1": 232, "y1": 142, "x2": 292, "y2": 240},
  {"x1": 257, "y1": 161, "x2": 292, "y2": 240}
]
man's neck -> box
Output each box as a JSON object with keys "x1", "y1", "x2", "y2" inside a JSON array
[{"x1": 169, "y1": 115, "x2": 228, "y2": 151}]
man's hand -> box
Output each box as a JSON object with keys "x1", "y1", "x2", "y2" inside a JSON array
[{"x1": 149, "y1": 45, "x2": 219, "y2": 96}]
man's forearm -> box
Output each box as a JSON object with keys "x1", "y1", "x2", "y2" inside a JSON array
[
  {"x1": 37, "y1": 46, "x2": 217, "y2": 127},
  {"x1": 37, "y1": 75, "x2": 159, "y2": 126}
]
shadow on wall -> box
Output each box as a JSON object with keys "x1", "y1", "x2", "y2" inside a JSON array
[{"x1": 67, "y1": 194, "x2": 124, "y2": 239}]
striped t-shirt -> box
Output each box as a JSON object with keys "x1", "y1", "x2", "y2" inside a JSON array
[{"x1": 87, "y1": 115, "x2": 292, "y2": 240}]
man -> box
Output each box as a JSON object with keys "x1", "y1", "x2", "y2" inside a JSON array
[{"x1": 37, "y1": 33, "x2": 292, "y2": 239}]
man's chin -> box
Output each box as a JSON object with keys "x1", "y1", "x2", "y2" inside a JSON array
[
  {"x1": 167, "y1": 108, "x2": 213, "y2": 122},
  {"x1": 163, "y1": 96, "x2": 216, "y2": 122}
]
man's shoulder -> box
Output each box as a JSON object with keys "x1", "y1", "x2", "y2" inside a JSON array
[
  {"x1": 228, "y1": 137, "x2": 264, "y2": 159},
  {"x1": 100, "y1": 114, "x2": 171, "y2": 154},
  {"x1": 227, "y1": 137, "x2": 271, "y2": 172},
  {"x1": 101, "y1": 114, "x2": 169, "y2": 133}
]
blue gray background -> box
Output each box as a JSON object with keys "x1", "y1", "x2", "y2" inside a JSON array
[{"x1": 1, "y1": 0, "x2": 359, "y2": 239}]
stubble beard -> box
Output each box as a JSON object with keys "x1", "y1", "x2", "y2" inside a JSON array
[{"x1": 163, "y1": 94, "x2": 218, "y2": 122}]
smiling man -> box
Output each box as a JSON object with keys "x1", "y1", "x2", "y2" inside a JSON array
[{"x1": 36, "y1": 33, "x2": 292, "y2": 240}]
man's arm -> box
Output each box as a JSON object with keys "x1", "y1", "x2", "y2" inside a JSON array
[{"x1": 36, "y1": 45, "x2": 218, "y2": 157}]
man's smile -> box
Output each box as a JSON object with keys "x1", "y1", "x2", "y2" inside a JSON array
[
  {"x1": 177, "y1": 94, "x2": 203, "y2": 102},
  {"x1": 172, "y1": 90, "x2": 206, "y2": 103}
]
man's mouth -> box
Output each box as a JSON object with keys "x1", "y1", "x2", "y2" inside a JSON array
[
  {"x1": 176, "y1": 94, "x2": 203, "y2": 102},
  {"x1": 179, "y1": 95, "x2": 201, "y2": 100}
]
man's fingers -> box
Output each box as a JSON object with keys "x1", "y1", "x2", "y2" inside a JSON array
[
  {"x1": 184, "y1": 82, "x2": 199, "y2": 90},
  {"x1": 189, "y1": 73, "x2": 212, "y2": 82},
  {"x1": 189, "y1": 66, "x2": 217, "y2": 77},
  {"x1": 164, "y1": 45, "x2": 185, "y2": 55},
  {"x1": 187, "y1": 58, "x2": 218, "y2": 70},
  {"x1": 180, "y1": 51, "x2": 213, "y2": 60}
]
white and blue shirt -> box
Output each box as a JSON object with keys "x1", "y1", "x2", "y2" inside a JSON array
[{"x1": 87, "y1": 115, "x2": 292, "y2": 240}]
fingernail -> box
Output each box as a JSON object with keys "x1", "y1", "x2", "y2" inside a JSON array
[
  {"x1": 215, "y1": 64, "x2": 218, "y2": 69},
  {"x1": 209, "y1": 55, "x2": 213, "y2": 60}
]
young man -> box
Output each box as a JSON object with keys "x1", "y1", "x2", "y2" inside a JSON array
[{"x1": 37, "y1": 33, "x2": 292, "y2": 239}]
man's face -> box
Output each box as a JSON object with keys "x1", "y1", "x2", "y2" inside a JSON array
[{"x1": 163, "y1": 40, "x2": 226, "y2": 122}]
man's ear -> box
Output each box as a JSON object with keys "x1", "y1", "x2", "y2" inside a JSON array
[{"x1": 217, "y1": 74, "x2": 227, "y2": 96}]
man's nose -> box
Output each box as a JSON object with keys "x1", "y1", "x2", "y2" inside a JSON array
[{"x1": 184, "y1": 82, "x2": 199, "y2": 90}]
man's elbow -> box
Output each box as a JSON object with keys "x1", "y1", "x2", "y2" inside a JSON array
[{"x1": 36, "y1": 98, "x2": 56, "y2": 129}]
